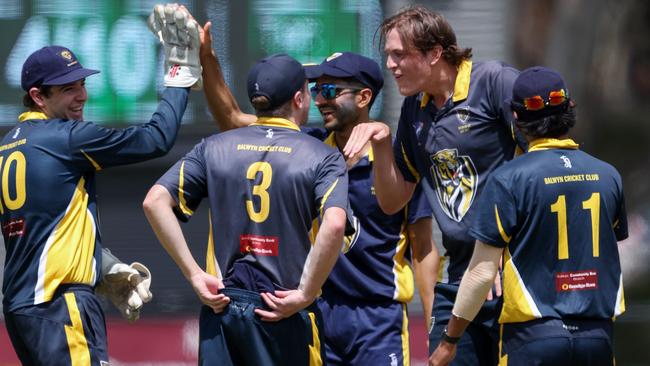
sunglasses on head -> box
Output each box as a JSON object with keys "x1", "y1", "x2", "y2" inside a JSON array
[
  {"x1": 521, "y1": 89, "x2": 568, "y2": 111},
  {"x1": 310, "y1": 83, "x2": 363, "y2": 100}
]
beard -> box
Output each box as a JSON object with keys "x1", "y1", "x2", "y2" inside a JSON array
[{"x1": 321, "y1": 99, "x2": 360, "y2": 132}]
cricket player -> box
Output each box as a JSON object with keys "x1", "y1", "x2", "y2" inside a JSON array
[
  {"x1": 143, "y1": 53, "x2": 350, "y2": 365},
  {"x1": 430, "y1": 66, "x2": 628, "y2": 366},
  {"x1": 196, "y1": 17, "x2": 439, "y2": 363},
  {"x1": 343, "y1": 6, "x2": 523, "y2": 365},
  {"x1": 1, "y1": 5, "x2": 201, "y2": 364}
]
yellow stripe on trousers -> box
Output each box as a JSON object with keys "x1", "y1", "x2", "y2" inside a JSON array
[{"x1": 64, "y1": 293, "x2": 91, "y2": 366}]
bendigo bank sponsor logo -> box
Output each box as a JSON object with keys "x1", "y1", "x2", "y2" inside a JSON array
[
  {"x1": 555, "y1": 270, "x2": 598, "y2": 292},
  {"x1": 240, "y1": 234, "x2": 279, "y2": 256}
]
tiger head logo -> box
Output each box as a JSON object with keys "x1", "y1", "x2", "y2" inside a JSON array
[{"x1": 430, "y1": 149, "x2": 478, "y2": 222}]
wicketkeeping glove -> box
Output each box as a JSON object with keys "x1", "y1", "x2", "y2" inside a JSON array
[
  {"x1": 148, "y1": 4, "x2": 202, "y2": 89},
  {"x1": 96, "y1": 249, "x2": 153, "y2": 322}
]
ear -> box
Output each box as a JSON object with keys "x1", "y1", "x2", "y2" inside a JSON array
[
  {"x1": 292, "y1": 88, "x2": 305, "y2": 110},
  {"x1": 427, "y1": 45, "x2": 444, "y2": 66},
  {"x1": 356, "y1": 88, "x2": 373, "y2": 109},
  {"x1": 28, "y1": 87, "x2": 47, "y2": 109}
]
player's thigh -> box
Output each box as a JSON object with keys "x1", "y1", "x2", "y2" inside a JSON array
[
  {"x1": 570, "y1": 319, "x2": 614, "y2": 366},
  {"x1": 200, "y1": 288, "x2": 323, "y2": 366},
  {"x1": 505, "y1": 337, "x2": 572, "y2": 366},
  {"x1": 352, "y1": 302, "x2": 409, "y2": 366},
  {"x1": 501, "y1": 319, "x2": 572, "y2": 366},
  {"x1": 430, "y1": 320, "x2": 497, "y2": 366},
  {"x1": 5, "y1": 288, "x2": 108, "y2": 366},
  {"x1": 428, "y1": 287, "x2": 499, "y2": 365}
]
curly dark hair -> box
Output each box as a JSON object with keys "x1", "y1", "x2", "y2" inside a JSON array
[
  {"x1": 379, "y1": 5, "x2": 472, "y2": 67},
  {"x1": 515, "y1": 105, "x2": 576, "y2": 138}
]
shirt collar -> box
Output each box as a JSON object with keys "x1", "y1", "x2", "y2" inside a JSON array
[
  {"x1": 528, "y1": 138, "x2": 580, "y2": 152},
  {"x1": 420, "y1": 60, "x2": 473, "y2": 109},
  {"x1": 252, "y1": 117, "x2": 300, "y2": 131},
  {"x1": 324, "y1": 132, "x2": 373, "y2": 162},
  {"x1": 18, "y1": 111, "x2": 48, "y2": 122}
]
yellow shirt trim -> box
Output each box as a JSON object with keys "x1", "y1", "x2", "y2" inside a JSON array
[
  {"x1": 419, "y1": 60, "x2": 473, "y2": 108},
  {"x1": 252, "y1": 117, "x2": 300, "y2": 131},
  {"x1": 178, "y1": 161, "x2": 195, "y2": 216},
  {"x1": 452, "y1": 60, "x2": 472, "y2": 102},
  {"x1": 319, "y1": 178, "x2": 339, "y2": 216},
  {"x1": 18, "y1": 111, "x2": 48, "y2": 122},
  {"x1": 528, "y1": 138, "x2": 579, "y2": 152},
  {"x1": 80, "y1": 150, "x2": 102, "y2": 171},
  {"x1": 495, "y1": 205, "x2": 511, "y2": 244},
  {"x1": 323, "y1": 132, "x2": 337, "y2": 148}
]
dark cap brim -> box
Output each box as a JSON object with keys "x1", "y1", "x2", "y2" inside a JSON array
[
  {"x1": 304, "y1": 64, "x2": 355, "y2": 81},
  {"x1": 43, "y1": 68, "x2": 100, "y2": 86}
]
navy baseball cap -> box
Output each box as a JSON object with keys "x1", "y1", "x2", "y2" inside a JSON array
[
  {"x1": 21, "y1": 46, "x2": 99, "y2": 91},
  {"x1": 247, "y1": 54, "x2": 306, "y2": 110},
  {"x1": 510, "y1": 66, "x2": 570, "y2": 122},
  {"x1": 304, "y1": 52, "x2": 384, "y2": 106}
]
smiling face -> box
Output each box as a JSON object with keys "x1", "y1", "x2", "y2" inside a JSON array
[
  {"x1": 384, "y1": 29, "x2": 436, "y2": 97},
  {"x1": 37, "y1": 79, "x2": 88, "y2": 120},
  {"x1": 312, "y1": 76, "x2": 364, "y2": 132}
]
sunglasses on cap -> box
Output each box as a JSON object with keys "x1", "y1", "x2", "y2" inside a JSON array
[
  {"x1": 310, "y1": 83, "x2": 363, "y2": 100},
  {"x1": 520, "y1": 89, "x2": 569, "y2": 111}
]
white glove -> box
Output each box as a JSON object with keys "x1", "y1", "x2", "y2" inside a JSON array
[
  {"x1": 148, "y1": 4, "x2": 202, "y2": 90},
  {"x1": 97, "y1": 249, "x2": 153, "y2": 322}
]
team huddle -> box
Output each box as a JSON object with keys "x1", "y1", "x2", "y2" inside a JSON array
[{"x1": 0, "y1": 3, "x2": 627, "y2": 366}]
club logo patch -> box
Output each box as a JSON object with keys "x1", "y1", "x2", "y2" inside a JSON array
[
  {"x1": 456, "y1": 107, "x2": 470, "y2": 124},
  {"x1": 60, "y1": 50, "x2": 73, "y2": 60},
  {"x1": 430, "y1": 149, "x2": 477, "y2": 222},
  {"x1": 456, "y1": 107, "x2": 472, "y2": 133}
]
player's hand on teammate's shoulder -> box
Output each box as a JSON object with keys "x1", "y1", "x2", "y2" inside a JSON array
[
  {"x1": 255, "y1": 290, "x2": 314, "y2": 322},
  {"x1": 189, "y1": 271, "x2": 230, "y2": 313},
  {"x1": 342, "y1": 121, "x2": 392, "y2": 160}
]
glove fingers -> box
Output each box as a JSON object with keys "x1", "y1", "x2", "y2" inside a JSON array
[
  {"x1": 129, "y1": 262, "x2": 153, "y2": 303},
  {"x1": 127, "y1": 291, "x2": 144, "y2": 309},
  {"x1": 135, "y1": 283, "x2": 153, "y2": 303},
  {"x1": 187, "y1": 19, "x2": 201, "y2": 50}
]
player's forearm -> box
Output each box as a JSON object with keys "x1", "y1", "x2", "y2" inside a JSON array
[
  {"x1": 299, "y1": 207, "x2": 346, "y2": 299},
  {"x1": 142, "y1": 185, "x2": 202, "y2": 281},
  {"x1": 200, "y1": 47, "x2": 255, "y2": 131},
  {"x1": 409, "y1": 218, "x2": 439, "y2": 328},
  {"x1": 451, "y1": 241, "x2": 502, "y2": 325},
  {"x1": 371, "y1": 138, "x2": 416, "y2": 214}
]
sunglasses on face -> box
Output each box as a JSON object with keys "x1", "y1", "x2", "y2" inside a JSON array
[
  {"x1": 521, "y1": 89, "x2": 568, "y2": 111},
  {"x1": 310, "y1": 83, "x2": 363, "y2": 100}
]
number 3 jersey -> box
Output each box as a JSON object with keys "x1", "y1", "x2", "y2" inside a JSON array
[
  {"x1": 470, "y1": 138, "x2": 628, "y2": 323},
  {"x1": 0, "y1": 88, "x2": 189, "y2": 312},
  {"x1": 156, "y1": 117, "x2": 350, "y2": 291}
]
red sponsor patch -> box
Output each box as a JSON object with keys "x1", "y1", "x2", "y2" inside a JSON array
[
  {"x1": 240, "y1": 234, "x2": 279, "y2": 256},
  {"x1": 2, "y1": 219, "x2": 25, "y2": 238},
  {"x1": 555, "y1": 270, "x2": 598, "y2": 292}
]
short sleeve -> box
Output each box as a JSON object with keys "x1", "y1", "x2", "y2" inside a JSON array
[
  {"x1": 406, "y1": 182, "x2": 433, "y2": 224},
  {"x1": 469, "y1": 174, "x2": 517, "y2": 248},
  {"x1": 156, "y1": 140, "x2": 208, "y2": 222},
  {"x1": 314, "y1": 150, "x2": 349, "y2": 216},
  {"x1": 393, "y1": 100, "x2": 421, "y2": 183},
  {"x1": 613, "y1": 184, "x2": 629, "y2": 241}
]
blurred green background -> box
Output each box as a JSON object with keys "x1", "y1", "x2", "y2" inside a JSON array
[{"x1": 0, "y1": 0, "x2": 648, "y2": 364}]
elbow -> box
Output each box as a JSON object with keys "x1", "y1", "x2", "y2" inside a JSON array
[
  {"x1": 142, "y1": 185, "x2": 170, "y2": 217},
  {"x1": 323, "y1": 207, "x2": 347, "y2": 244},
  {"x1": 377, "y1": 199, "x2": 403, "y2": 215}
]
